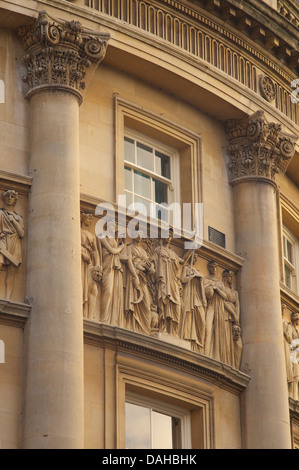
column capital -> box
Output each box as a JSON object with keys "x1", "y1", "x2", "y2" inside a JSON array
[
  {"x1": 224, "y1": 110, "x2": 298, "y2": 184},
  {"x1": 17, "y1": 10, "x2": 110, "y2": 105}
]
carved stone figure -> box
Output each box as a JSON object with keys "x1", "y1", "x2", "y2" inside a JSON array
[
  {"x1": 290, "y1": 312, "x2": 299, "y2": 401},
  {"x1": 154, "y1": 230, "x2": 183, "y2": 337},
  {"x1": 124, "y1": 232, "x2": 155, "y2": 335},
  {"x1": 180, "y1": 253, "x2": 207, "y2": 353},
  {"x1": 204, "y1": 260, "x2": 228, "y2": 363},
  {"x1": 222, "y1": 269, "x2": 241, "y2": 367},
  {"x1": 0, "y1": 190, "x2": 24, "y2": 300},
  {"x1": 232, "y1": 323, "x2": 242, "y2": 370},
  {"x1": 99, "y1": 218, "x2": 126, "y2": 327},
  {"x1": 283, "y1": 315, "x2": 294, "y2": 397},
  {"x1": 81, "y1": 211, "x2": 102, "y2": 319}
]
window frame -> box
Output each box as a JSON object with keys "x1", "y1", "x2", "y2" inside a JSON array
[
  {"x1": 282, "y1": 225, "x2": 298, "y2": 294},
  {"x1": 124, "y1": 128, "x2": 180, "y2": 223},
  {"x1": 125, "y1": 391, "x2": 192, "y2": 449},
  {"x1": 114, "y1": 95, "x2": 202, "y2": 235}
]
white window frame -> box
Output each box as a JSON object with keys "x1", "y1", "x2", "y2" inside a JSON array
[
  {"x1": 283, "y1": 226, "x2": 299, "y2": 294},
  {"x1": 125, "y1": 391, "x2": 192, "y2": 449},
  {"x1": 124, "y1": 128, "x2": 180, "y2": 225}
]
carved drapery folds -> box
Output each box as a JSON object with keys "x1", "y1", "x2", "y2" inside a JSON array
[
  {"x1": 225, "y1": 110, "x2": 298, "y2": 183},
  {"x1": 283, "y1": 311, "x2": 299, "y2": 401},
  {"x1": 17, "y1": 10, "x2": 110, "y2": 104},
  {"x1": 81, "y1": 218, "x2": 243, "y2": 369},
  {"x1": 0, "y1": 190, "x2": 24, "y2": 300}
]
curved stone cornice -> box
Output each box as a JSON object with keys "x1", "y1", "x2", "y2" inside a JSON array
[
  {"x1": 17, "y1": 10, "x2": 110, "y2": 104},
  {"x1": 224, "y1": 110, "x2": 298, "y2": 183}
]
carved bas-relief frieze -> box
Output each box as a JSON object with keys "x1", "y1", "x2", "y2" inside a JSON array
[
  {"x1": 283, "y1": 311, "x2": 299, "y2": 402},
  {"x1": 81, "y1": 217, "x2": 243, "y2": 370},
  {"x1": 17, "y1": 10, "x2": 110, "y2": 104},
  {"x1": 225, "y1": 110, "x2": 298, "y2": 183},
  {"x1": 0, "y1": 190, "x2": 24, "y2": 301}
]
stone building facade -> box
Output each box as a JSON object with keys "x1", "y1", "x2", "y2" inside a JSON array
[{"x1": 0, "y1": 0, "x2": 298, "y2": 449}]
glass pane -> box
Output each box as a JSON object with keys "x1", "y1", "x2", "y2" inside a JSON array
[
  {"x1": 124, "y1": 137, "x2": 135, "y2": 163},
  {"x1": 152, "y1": 411, "x2": 173, "y2": 449},
  {"x1": 124, "y1": 166, "x2": 132, "y2": 191},
  {"x1": 154, "y1": 178, "x2": 168, "y2": 204},
  {"x1": 285, "y1": 265, "x2": 292, "y2": 289},
  {"x1": 155, "y1": 203, "x2": 169, "y2": 223},
  {"x1": 133, "y1": 195, "x2": 151, "y2": 217},
  {"x1": 124, "y1": 190, "x2": 133, "y2": 208},
  {"x1": 286, "y1": 239, "x2": 294, "y2": 264},
  {"x1": 137, "y1": 142, "x2": 154, "y2": 171},
  {"x1": 134, "y1": 170, "x2": 151, "y2": 199},
  {"x1": 126, "y1": 403, "x2": 151, "y2": 449},
  {"x1": 155, "y1": 151, "x2": 171, "y2": 179}
]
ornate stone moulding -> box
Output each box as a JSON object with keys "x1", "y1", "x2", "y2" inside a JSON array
[
  {"x1": 83, "y1": 320, "x2": 251, "y2": 394},
  {"x1": 17, "y1": 10, "x2": 110, "y2": 104},
  {"x1": 225, "y1": 110, "x2": 298, "y2": 184},
  {"x1": 259, "y1": 75, "x2": 277, "y2": 102}
]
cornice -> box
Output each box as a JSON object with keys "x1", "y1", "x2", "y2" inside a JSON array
[
  {"x1": 83, "y1": 319, "x2": 251, "y2": 394},
  {"x1": 0, "y1": 170, "x2": 32, "y2": 196},
  {"x1": 0, "y1": 299, "x2": 31, "y2": 327}
]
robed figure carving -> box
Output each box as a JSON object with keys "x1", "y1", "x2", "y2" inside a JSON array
[
  {"x1": 204, "y1": 260, "x2": 228, "y2": 363},
  {"x1": 99, "y1": 218, "x2": 126, "y2": 327},
  {"x1": 81, "y1": 212, "x2": 102, "y2": 319},
  {"x1": 0, "y1": 190, "x2": 24, "y2": 300},
  {"x1": 154, "y1": 230, "x2": 183, "y2": 337},
  {"x1": 180, "y1": 253, "x2": 207, "y2": 353},
  {"x1": 124, "y1": 232, "x2": 155, "y2": 335},
  {"x1": 283, "y1": 314, "x2": 294, "y2": 397},
  {"x1": 222, "y1": 269, "x2": 242, "y2": 368},
  {"x1": 290, "y1": 312, "x2": 299, "y2": 401}
]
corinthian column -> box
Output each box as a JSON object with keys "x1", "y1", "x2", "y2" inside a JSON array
[
  {"x1": 225, "y1": 111, "x2": 298, "y2": 449},
  {"x1": 17, "y1": 11, "x2": 109, "y2": 449}
]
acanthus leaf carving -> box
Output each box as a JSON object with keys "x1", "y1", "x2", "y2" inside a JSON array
[
  {"x1": 225, "y1": 110, "x2": 298, "y2": 183},
  {"x1": 17, "y1": 10, "x2": 110, "y2": 104}
]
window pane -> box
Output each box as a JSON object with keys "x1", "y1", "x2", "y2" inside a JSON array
[
  {"x1": 285, "y1": 265, "x2": 292, "y2": 289},
  {"x1": 154, "y1": 203, "x2": 169, "y2": 223},
  {"x1": 286, "y1": 239, "x2": 294, "y2": 265},
  {"x1": 134, "y1": 170, "x2": 151, "y2": 199},
  {"x1": 133, "y1": 195, "x2": 151, "y2": 217},
  {"x1": 124, "y1": 166, "x2": 132, "y2": 191},
  {"x1": 124, "y1": 190, "x2": 133, "y2": 208},
  {"x1": 125, "y1": 403, "x2": 151, "y2": 449},
  {"x1": 152, "y1": 411, "x2": 173, "y2": 449},
  {"x1": 124, "y1": 137, "x2": 135, "y2": 163},
  {"x1": 155, "y1": 151, "x2": 171, "y2": 179},
  {"x1": 137, "y1": 142, "x2": 154, "y2": 171},
  {"x1": 154, "y1": 178, "x2": 168, "y2": 204}
]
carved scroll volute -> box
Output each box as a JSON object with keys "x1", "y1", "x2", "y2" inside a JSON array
[
  {"x1": 224, "y1": 110, "x2": 298, "y2": 184},
  {"x1": 17, "y1": 10, "x2": 110, "y2": 104}
]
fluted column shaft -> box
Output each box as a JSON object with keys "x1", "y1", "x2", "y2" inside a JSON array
[
  {"x1": 18, "y1": 12, "x2": 109, "y2": 449},
  {"x1": 225, "y1": 111, "x2": 298, "y2": 449}
]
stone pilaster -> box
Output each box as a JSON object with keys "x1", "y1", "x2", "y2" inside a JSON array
[
  {"x1": 17, "y1": 12, "x2": 109, "y2": 449},
  {"x1": 225, "y1": 110, "x2": 298, "y2": 449}
]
